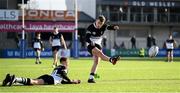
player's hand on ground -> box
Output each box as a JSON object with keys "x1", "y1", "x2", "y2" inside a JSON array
[{"x1": 71, "y1": 79, "x2": 81, "y2": 84}]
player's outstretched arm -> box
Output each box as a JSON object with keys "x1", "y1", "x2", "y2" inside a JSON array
[
  {"x1": 60, "y1": 70, "x2": 81, "y2": 84},
  {"x1": 49, "y1": 36, "x2": 52, "y2": 45},
  {"x1": 107, "y1": 25, "x2": 119, "y2": 31},
  {"x1": 61, "y1": 79, "x2": 81, "y2": 84},
  {"x1": 40, "y1": 41, "x2": 44, "y2": 51},
  {"x1": 60, "y1": 70, "x2": 71, "y2": 82},
  {"x1": 61, "y1": 35, "x2": 67, "y2": 49}
]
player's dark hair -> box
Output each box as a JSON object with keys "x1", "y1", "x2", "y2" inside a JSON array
[
  {"x1": 53, "y1": 27, "x2": 57, "y2": 30},
  {"x1": 98, "y1": 15, "x2": 106, "y2": 22},
  {"x1": 35, "y1": 32, "x2": 40, "y2": 36},
  {"x1": 60, "y1": 57, "x2": 67, "y2": 63}
]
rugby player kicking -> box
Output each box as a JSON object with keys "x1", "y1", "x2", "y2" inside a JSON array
[{"x1": 86, "y1": 15, "x2": 121, "y2": 83}]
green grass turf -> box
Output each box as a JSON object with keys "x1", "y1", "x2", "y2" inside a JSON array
[{"x1": 0, "y1": 58, "x2": 180, "y2": 92}]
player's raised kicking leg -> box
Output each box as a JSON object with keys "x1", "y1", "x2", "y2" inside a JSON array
[{"x1": 87, "y1": 45, "x2": 120, "y2": 83}]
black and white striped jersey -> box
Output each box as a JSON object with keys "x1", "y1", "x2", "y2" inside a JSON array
[
  {"x1": 85, "y1": 23, "x2": 116, "y2": 46},
  {"x1": 166, "y1": 39, "x2": 175, "y2": 49},
  {"x1": 50, "y1": 33, "x2": 62, "y2": 46},
  {"x1": 51, "y1": 65, "x2": 70, "y2": 84},
  {"x1": 33, "y1": 38, "x2": 43, "y2": 49}
]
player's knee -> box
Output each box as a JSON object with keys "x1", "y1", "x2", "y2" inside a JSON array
[
  {"x1": 53, "y1": 50, "x2": 58, "y2": 54},
  {"x1": 92, "y1": 48, "x2": 102, "y2": 56},
  {"x1": 30, "y1": 79, "x2": 38, "y2": 84},
  {"x1": 31, "y1": 79, "x2": 44, "y2": 85}
]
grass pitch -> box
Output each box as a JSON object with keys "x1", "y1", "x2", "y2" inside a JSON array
[{"x1": 0, "y1": 58, "x2": 180, "y2": 92}]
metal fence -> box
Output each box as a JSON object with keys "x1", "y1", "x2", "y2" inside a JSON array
[{"x1": 102, "y1": 11, "x2": 180, "y2": 24}]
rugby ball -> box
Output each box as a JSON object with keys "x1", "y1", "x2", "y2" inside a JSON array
[{"x1": 148, "y1": 46, "x2": 159, "y2": 57}]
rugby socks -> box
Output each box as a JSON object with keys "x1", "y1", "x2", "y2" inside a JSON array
[
  {"x1": 37, "y1": 54, "x2": 40, "y2": 60},
  {"x1": 89, "y1": 73, "x2": 95, "y2": 79},
  {"x1": 36, "y1": 56, "x2": 39, "y2": 61},
  {"x1": 36, "y1": 56, "x2": 41, "y2": 64},
  {"x1": 109, "y1": 57, "x2": 113, "y2": 63},
  {"x1": 15, "y1": 77, "x2": 31, "y2": 85},
  {"x1": 35, "y1": 57, "x2": 38, "y2": 64},
  {"x1": 37, "y1": 56, "x2": 41, "y2": 63}
]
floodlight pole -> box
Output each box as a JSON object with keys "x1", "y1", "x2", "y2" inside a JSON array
[
  {"x1": 73, "y1": 0, "x2": 79, "y2": 58},
  {"x1": 21, "y1": 0, "x2": 26, "y2": 58}
]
